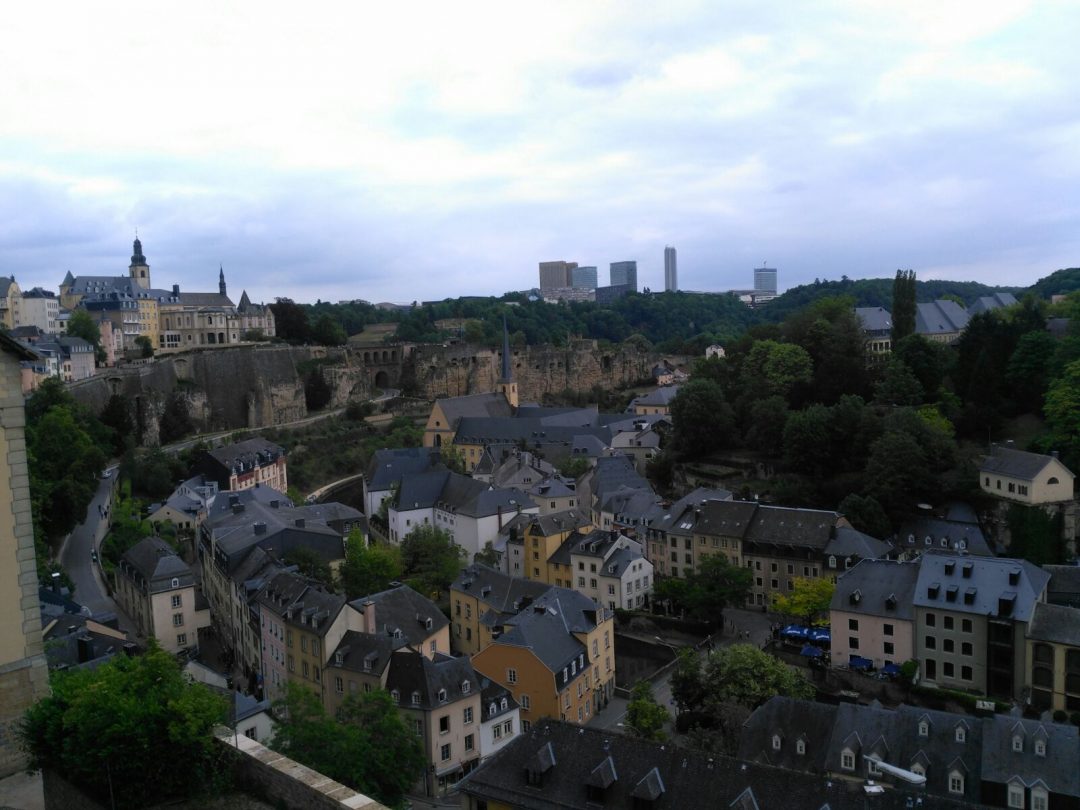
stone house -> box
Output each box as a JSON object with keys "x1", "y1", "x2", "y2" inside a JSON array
[{"x1": 980, "y1": 445, "x2": 1075, "y2": 506}]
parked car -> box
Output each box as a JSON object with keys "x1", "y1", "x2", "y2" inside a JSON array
[{"x1": 90, "y1": 548, "x2": 98, "y2": 563}]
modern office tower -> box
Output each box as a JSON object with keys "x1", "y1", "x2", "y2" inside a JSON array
[
  {"x1": 570, "y1": 265, "x2": 598, "y2": 289},
  {"x1": 664, "y1": 246, "x2": 678, "y2": 292},
  {"x1": 539, "y1": 261, "x2": 576, "y2": 291},
  {"x1": 754, "y1": 266, "x2": 778, "y2": 295},
  {"x1": 609, "y1": 261, "x2": 638, "y2": 291}
]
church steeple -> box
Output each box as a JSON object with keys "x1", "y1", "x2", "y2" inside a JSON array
[
  {"x1": 496, "y1": 315, "x2": 518, "y2": 408},
  {"x1": 219, "y1": 265, "x2": 227, "y2": 297},
  {"x1": 129, "y1": 233, "x2": 150, "y2": 289}
]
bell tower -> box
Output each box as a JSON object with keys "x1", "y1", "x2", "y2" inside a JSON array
[
  {"x1": 129, "y1": 235, "x2": 150, "y2": 290},
  {"x1": 496, "y1": 316, "x2": 518, "y2": 409}
]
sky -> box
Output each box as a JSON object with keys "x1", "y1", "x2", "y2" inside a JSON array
[{"x1": 1, "y1": 1, "x2": 1078, "y2": 305}]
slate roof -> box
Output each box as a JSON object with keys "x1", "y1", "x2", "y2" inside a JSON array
[
  {"x1": 648, "y1": 488, "x2": 734, "y2": 538},
  {"x1": 385, "y1": 649, "x2": 477, "y2": 710},
  {"x1": 1045, "y1": 565, "x2": 1080, "y2": 608},
  {"x1": 916, "y1": 300, "x2": 970, "y2": 336},
  {"x1": 745, "y1": 505, "x2": 840, "y2": 549},
  {"x1": 587, "y1": 455, "x2": 652, "y2": 505},
  {"x1": 980, "y1": 445, "x2": 1072, "y2": 481},
  {"x1": 968, "y1": 293, "x2": 1018, "y2": 315},
  {"x1": 831, "y1": 559, "x2": 920, "y2": 620},
  {"x1": 460, "y1": 719, "x2": 988, "y2": 810},
  {"x1": 480, "y1": 677, "x2": 518, "y2": 722},
  {"x1": 896, "y1": 516, "x2": 994, "y2": 557},
  {"x1": 695, "y1": 498, "x2": 759, "y2": 538},
  {"x1": 981, "y1": 710, "x2": 1080, "y2": 796},
  {"x1": 178, "y1": 291, "x2": 235, "y2": 308},
  {"x1": 738, "y1": 696, "x2": 838, "y2": 773},
  {"x1": 1028, "y1": 602, "x2": 1080, "y2": 646},
  {"x1": 397, "y1": 469, "x2": 452, "y2": 510},
  {"x1": 348, "y1": 583, "x2": 448, "y2": 644},
  {"x1": 825, "y1": 526, "x2": 891, "y2": 559},
  {"x1": 495, "y1": 596, "x2": 589, "y2": 676},
  {"x1": 206, "y1": 437, "x2": 285, "y2": 474},
  {"x1": 855, "y1": 306, "x2": 893, "y2": 333},
  {"x1": 506, "y1": 509, "x2": 592, "y2": 540},
  {"x1": 528, "y1": 477, "x2": 575, "y2": 499},
  {"x1": 452, "y1": 564, "x2": 551, "y2": 621},
  {"x1": 398, "y1": 469, "x2": 536, "y2": 518},
  {"x1": 453, "y1": 416, "x2": 612, "y2": 449},
  {"x1": 600, "y1": 485, "x2": 663, "y2": 522},
  {"x1": 327, "y1": 630, "x2": 399, "y2": 677},
  {"x1": 629, "y1": 385, "x2": 681, "y2": 409},
  {"x1": 42, "y1": 616, "x2": 128, "y2": 670},
  {"x1": 257, "y1": 570, "x2": 344, "y2": 638},
  {"x1": 435, "y1": 392, "x2": 513, "y2": 426},
  {"x1": 364, "y1": 447, "x2": 440, "y2": 491},
  {"x1": 913, "y1": 553, "x2": 1049, "y2": 621},
  {"x1": 569, "y1": 434, "x2": 607, "y2": 457},
  {"x1": 120, "y1": 536, "x2": 193, "y2": 592}
]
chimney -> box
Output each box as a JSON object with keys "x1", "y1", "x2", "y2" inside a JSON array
[
  {"x1": 362, "y1": 600, "x2": 376, "y2": 634},
  {"x1": 232, "y1": 503, "x2": 245, "y2": 515},
  {"x1": 295, "y1": 518, "x2": 305, "y2": 528},
  {"x1": 270, "y1": 499, "x2": 280, "y2": 509},
  {"x1": 77, "y1": 635, "x2": 94, "y2": 663},
  {"x1": 51, "y1": 571, "x2": 62, "y2": 595},
  {"x1": 172, "y1": 284, "x2": 180, "y2": 296},
  {"x1": 253, "y1": 522, "x2": 267, "y2": 536},
  {"x1": 497, "y1": 505, "x2": 503, "y2": 531}
]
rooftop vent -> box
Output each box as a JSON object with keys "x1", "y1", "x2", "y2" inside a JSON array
[
  {"x1": 1008, "y1": 568, "x2": 1021, "y2": 586},
  {"x1": 944, "y1": 561, "x2": 955, "y2": 576},
  {"x1": 962, "y1": 562, "x2": 974, "y2": 578}
]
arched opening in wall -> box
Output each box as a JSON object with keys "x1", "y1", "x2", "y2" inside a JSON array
[
  {"x1": 382, "y1": 350, "x2": 389, "y2": 362},
  {"x1": 219, "y1": 332, "x2": 226, "y2": 344},
  {"x1": 374, "y1": 370, "x2": 390, "y2": 389},
  {"x1": 434, "y1": 434, "x2": 442, "y2": 447},
  {"x1": 106, "y1": 376, "x2": 123, "y2": 396},
  {"x1": 390, "y1": 350, "x2": 396, "y2": 361},
  {"x1": 364, "y1": 352, "x2": 371, "y2": 363},
  {"x1": 601, "y1": 356, "x2": 613, "y2": 371}
]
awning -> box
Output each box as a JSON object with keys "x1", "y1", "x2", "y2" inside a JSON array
[
  {"x1": 782, "y1": 625, "x2": 808, "y2": 639},
  {"x1": 800, "y1": 644, "x2": 825, "y2": 658},
  {"x1": 849, "y1": 655, "x2": 873, "y2": 671},
  {"x1": 882, "y1": 663, "x2": 901, "y2": 675}
]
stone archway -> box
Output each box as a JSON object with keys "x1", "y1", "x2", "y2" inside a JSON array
[{"x1": 374, "y1": 370, "x2": 390, "y2": 389}]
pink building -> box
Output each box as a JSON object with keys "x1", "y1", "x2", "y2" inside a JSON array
[{"x1": 830, "y1": 559, "x2": 919, "y2": 670}]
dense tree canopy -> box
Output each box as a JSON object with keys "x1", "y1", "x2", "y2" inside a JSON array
[
  {"x1": 399, "y1": 524, "x2": 467, "y2": 597},
  {"x1": 339, "y1": 530, "x2": 404, "y2": 600}
]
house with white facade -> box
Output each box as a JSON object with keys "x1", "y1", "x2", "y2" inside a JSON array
[
  {"x1": 980, "y1": 445, "x2": 1075, "y2": 505},
  {"x1": 551, "y1": 529, "x2": 654, "y2": 611},
  {"x1": 478, "y1": 678, "x2": 521, "y2": 762}
]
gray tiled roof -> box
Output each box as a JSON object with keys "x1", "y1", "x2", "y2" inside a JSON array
[
  {"x1": 980, "y1": 445, "x2": 1071, "y2": 481},
  {"x1": 348, "y1": 583, "x2": 447, "y2": 644},
  {"x1": 385, "y1": 649, "x2": 477, "y2": 710},
  {"x1": 738, "y1": 696, "x2": 838, "y2": 773},
  {"x1": 496, "y1": 597, "x2": 589, "y2": 674},
  {"x1": 831, "y1": 559, "x2": 920, "y2": 620},
  {"x1": 745, "y1": 504, "x2": 840, "y2": 549},
  {"x1": 480, "y1": 677, "x2": 518, "y2": 722},
  {"x1": 120, "y1": 536, "x2": 192, "y2": 591},
  {"x1": 364, "y1": 447, "x2": 440, "y2": 491},
  {"x1": 896, "y1": 516, "x2": 994, "y2": 557},
  {"x1": 981, "y1": 711, "x2": 1080, "y2": 796},
  {"x1": 1045, "y1": 565, "x2": 1080, "y2": 608},
  {"x1": 629, "y1": 385, "x2": 681, "y2": 408},
  {"x1": 824, "y1": 526, "x2": 891, "y2": 559},
  {"x1": 969, "y1": 293, "x2": 1018, "y2": 315},
  {"x1": 257, "y1": 570, "x2": 344, "y2": 638},
  {"x1": 207, "y1": 438, "x2": 285, "y2": 474},
  {"x1": 916, "y1": 300, "x2": 970, "y2": 335},
  {"x1": 695, "y1": 498, "x2": 759, "y2": 538},
  {"x1": 436, "y1": 392, "x2": 513, "y2": 426},
  {"x1": 1028, "y1": 602, "x2": 1080, "y2": 646},
  {"x1": 452, "y1": 564, "x2": 551, "y2": 619},
  {"x1": 855, "y1": 306, "x2": 893, "y2": 333},
  {"x1": 178, "y1": 292, "x2": 235, "y2": 308},
  {"x1": 913, "y1": 553, "x2": 1049, "y2": 621},
  {"x1": 327, "y1": 630, "x2": 399, "y2": 676}
]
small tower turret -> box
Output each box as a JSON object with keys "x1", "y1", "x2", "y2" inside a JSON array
[
  {"x1": 129, "y1": 235, "x2": 150, "y2": 289},
  {"x1": 496, "y1": 315, "x2": 518, "y2": 409},
  {"x1": 219, "y1": 265, "x2": 227, "y2": 297}
]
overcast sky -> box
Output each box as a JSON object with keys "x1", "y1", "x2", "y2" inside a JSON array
[{"x1": 2, "y1": 1, "x2": 1077, "y2": 305}]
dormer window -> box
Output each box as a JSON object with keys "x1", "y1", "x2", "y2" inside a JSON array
[
  {"x1": 828, "y1": 555, "x2": 836, "y2": 568},
  {"x1": 1035, "y1": 739, "x2": 1046, "y2": 757},
  {"x1": 918, "y1": 720, "x2": 929, "y2": 737},
  {"x1": 840, "y1": 749, "x2": 855, "y2": 771},
  {"x1": 500, "y1": 698, "x2": 508, "y2": 711},
  {"x1": 1012, "y1": 734, "x2": 1023, "y2": 753},
  {"x1": 391, "y1": 689, "x2": 400, "y2": 703},
  {"x1": 171, "y1": 577, "x2": 180, "y2": 588},
  {"x1": 334, "y1": 652, "x2": 343, "y2": 666},
  {"x1": 411, "y1": 691, "x2": 421, "y2": 705},
  {"x1": 949, "y1": 770, "x2": 965, "y2": 795},
  {"x1": 438, "y1": 688, "x2": 447, "y2": 703},
  {"x1": 955, "y1": 726, "x2": 966, "y2": 743},
  {"x1": 462, "y1": 680, "x2": 471, "y2": 694},
  {"x1": 771, "y1": 735, "x2": 782, "y2": 751},
  {"x1": 796, "y1": 739, "x2": 805, "y2": 755},
  {"x1": 489, "y1": 702, "x2": 497, "y2": 715}
]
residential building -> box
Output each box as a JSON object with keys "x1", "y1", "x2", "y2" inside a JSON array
[
  {"x1": 501, "y1": 509, "x2": 593, "y2": 583},
  {"x1": 538, "y1": 261, "x2": 576, "y2": 291},
  {"x1": 644, "y1": 487, "x2": 733, "y2": 572},
  {"x1": 386, "y1": 648, "x2": 482, "y2": 796},
  {"x1": 471, "y1": 586, "x2": 613, "y2": 729},
  {"x1": 553, "y1": 528, "x2": 654, "y2": 611},
  {"x1": 472, "y1": 448, "x2": 553, "y2": 488},
  {"x1": 197, "y1": 437, "x2": 288, "y2": 493},
  {"x1": 913, "y1": 553, "x2": 1049, "y2": 700},
  {"x1": 740, "y1": 696, "x2": 1080, "y2": 810},
  {"x1": 664, "y1": 246, "x2": 677, "y2": 292},
  {"x1": 855, "y1": 306, "x2": 893, "y2": 360},
  {"x1": 423, "y1": 392, "x2": 513, "y2": 449},
  {"x1": 18, "y1": 287, "x2": 59, "y2": 333},
  {"x1": 829, "y1": 559, "x2": 920, "y2": 670},
  {"x1": 569, "y1": 265, "x2": 597, "y2": 289},
  {"x1": 231, "y1": 691, "x2": 275, "y2": 744},
  {"x1": 41, "y1": 614, "x2": 131, "y2": 672},
  {"x1": 31, "y1": 335, "x2": 95, "y2": 382},
  {"x1": 114, "y1": 536, "x2": 209, "y2": 654},
  {"x1": 458, "y1": 718, "x2": 978, "y2": 810},
  {"x1": 450, "y1": 564, "x2": 549, "y2": 657},
  {"x1": 916, "y1": 299, "x2": 970, "y2": 343},
  {"x1": 979, "y1": 445, "x2": 1075, "y2": 505},
  {"x1": 1026, "y1": 601, "x2": 1080, "y2": 713},
  {"x1": 705, "y1": 343, "x2": 726, "y2": 359},
  {"x1": 540, "y1": 286, "x2": 596, "y2": 304},
  {"x1": 627, "y1": 385, "x2": 680, "y2": 415},
  {"x1": 895, "y1": 513, "x2": 995, "y2": 559},
  {"x1": 478, "y1": 678, "x2": 520, "y2": 763},
  {"x1": 609, "y1": 260, "x2": 637, "y2": 290},
  {"x1": 754, "y1": 266, "x2": 778, "y2": 295},
  {"x1": 257, "y1": 570, "x2": 348, "y2": 703},
  {"x1": 147, "y1": 475, "x2": 219, "y2": 531},
  {"x1": 363, "y1": 446, "x2": 442, "y2": 518},
  {"x1": 235, "y1": 290, "x2": 277, "y2": 339},
  {"x1": 0, "y1": 277, "x2": 22, "y2": 329},
  {"x1": 388, "y1": 468, "x2": 538, "y2": 558}
]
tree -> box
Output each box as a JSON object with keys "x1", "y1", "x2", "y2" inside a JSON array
[
  {"x1": 439, "y1": 445, "x2": 467, "y2": 474},
  {"x1": 656, "y1": 556, "x2": 752, "y2": 621},
  {"x1": 1006, "y1": 331, "x2": 1056, "y2": 415},
  {"x1": 740, "y1": 340, "x2": 812, "y2": 402},
  {"x1": 283, "y1": 547, "x2": 335, "y2": 589},
  {"x1": 271, "y1": 682, "x2": 425, "y2": 808},
  {"x1": 873, "y1": 357, "x2": 924, "y2": 408},
  {"x1": 863, "y1": 431, "x2": 932, "y2": 518},
  {"x1": 474, "y1": 541, "x2": 501, "y2": 568},
  {"x1": 670, "y1": 378, "x2": 736, "y2": 459},
  {"x1": 838, "y1": 493, "x2": 892, "y2": 540},
  {"x1": 1045, "y1": 360, "x2": 1080, "y2": 470},
  {"x1": 893, "y1": 334, "x2": 946, "y2": 399},
  {"x1": 269, "y1": 298, "x2": 312, "y2": 343},
  {"x1": 159, "y1": 392, "x2": 194, "y2": 443},
  {"x1": 399, "y1": 524, "x2": 466, "y2": 597},
  {"x1": 670, "y1": 647, "x2": 707, "y2": 714},
  {"x1": 20, "y1": 641, "x2": 228, "y2": 809},
  {"x1": 98, "y1": 394, "x2": 134, "y2": 456},
  {"x1": 304, "y1": 369, "x2": 333, "y2": 411},
  {"x1": 66, "y1": 308, "x2": 101, "y2": 349},
  {"x1": 891, "y1": 269, "x2": 916, "y2": 343},
  {"x1": 625, "y1": 680, "x2": 669, "y2": 741},
  {"x1": 745, "y1": 395, "x2": 789, "y2": 457},
  {"x1": 702, "y1": 644, "x2": 814, "y2": 710},
  {"x1": 782, "y1": 404, "x2": 831, "y2": 477},
  {"x1": 313, "y1": 313, "x2": 347, "y2": 346},
  {"x1": 772, "y1": 577, "x2": 835, "y2": 626},
  {"x1": 134, "y1": 335, "x2": 154, "y2": 358},
  {"x1": 558, "y1": 455, "x2": 592, "y2": 480},
  {"x1": 339, "y1": 530, "x2": 403, "y2": 600}
]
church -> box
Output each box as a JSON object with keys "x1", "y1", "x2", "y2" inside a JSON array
[{"x1": 60, "y1": 237, "x2": 275, "y2": 353}]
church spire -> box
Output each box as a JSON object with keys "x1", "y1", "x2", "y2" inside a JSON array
[
  {"x1": 219, "y1": 264, "x2": 227, "y2": 297},
  {"x1": 500, "y1": 316, "x2": 512, "y2": 383}
]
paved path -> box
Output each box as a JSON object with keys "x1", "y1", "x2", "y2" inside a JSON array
[{"x1": 0, "y1": 771, "x2": 43, "y2": 810}]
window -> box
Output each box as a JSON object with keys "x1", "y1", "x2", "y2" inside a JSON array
[
  {"x1": 883, "y1": 623, "x2": 893, "y2": 636},
  {"x1": 172, "y1": 613, "x2": 184, "y2": 627},
  {"x1": 335, "y1": 676, "x2": 344, "y2": 694},
  {"x1": 493, "y1": 724, "x2": 502, "y2": 740},
  {"x1": 944, "y1": 616, "x2": 954, "y2": 630},
  {"x1": 911, "y1": 763, "x2": 925, "y2": 778},
  {"x1": 925, "y1": 658, "x2": 936, "y2": 679},
  {"x1": 925, "y1": 635, "x2": 936, "y2": 650},
  {"x1": 1032, "y1": 788, "x2": 1048, "y2": 810},
  {"x1": 955, "y1": 726, "x2": 966, "y2": 743},
  {"x1": 176, "y1": 633, "x2": 187, "y2": 646},
  {"x1": 796, "y1": 739, "x2": 805, "y2": 755},
  {"x1": 849, "y1": 637, "x2": 859, "y2": 650},
  {"x1": 962, "y1": 619, "x2": 972, "y2": 633},
  {"x1": 841, "y1": 750, "x2": 855, "y2": 770},
  {"x1": 944, "y1": 662, "x2": 954, "y2": 678},
  {"x1": 440, "y1": 743, "x2": 451, "y2": 762},
  {"x1": 464, "y1": 706, "x2": 473, "y2": 724},
  {"x1": 943, "y1": 639, "x2": 954, "y2": 653},
  {"x1": 918, "y1": 720, "x2": 929, "y2": 737},
  {"x1": 504, "y1": 719, "x2": 513, "y2": 735},
  {"x1": 465, "y1": 734, "x2": 474, "y2": 752},
  {"x1": 949, "y1": 771, "x2": 964, "y2": 795},
  {"x1": 961, "y1": 641, "x2": 973, "y2": 656},
  {"x1": 1008, "y1": 784, "x2": 1025, "y2": 808},
  {"x1": 507, "y1": 668, "x2": 517, "y2": 684},
  {"x1": 1012, "y1": 734, "x2": 1024, "y2": 752},
  {"x1": 411, "y1": 691, "x2": 421, "y2": 706},
  {"x1": 302, "y1": 661, "x2": 309, "y2": 678},
  {"x1": 578, "y1": 576, "x2": 585, "y2": 587},
  {"x1": 1034, "y1": 739, "x2": 1046, "y2": 756},
  {"x1": 171, "y1": 594, "x2": 182, "y2": 608},
  {"x1": 521, "y1": 694, "x2": 531, "y2": 710},
  {"x1": 772, "y1": 735, "x2": 782, "y2": 751},
  {"x1": 439, "y1": 715, "x2": 450, "y2": 734},
  {"x1": 438, "y1": 688, "x2": 447, "y2": 703},
  {"x1": 926, "y1": 613, "x2": 936, "y2": 627},
  {"x1": 883, "y1": 642, "x2": 894, "y2": 655}
]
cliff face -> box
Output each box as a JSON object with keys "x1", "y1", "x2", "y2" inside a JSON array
[
  {"x1": 67, "y1": 340, "x2": 656, "y2": 445},
  {"x1": 410, "y1": 339, "x2": 656, "y2": 400}
]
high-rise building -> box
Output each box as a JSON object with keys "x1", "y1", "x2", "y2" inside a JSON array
[
  {"x1": 609, "y1": 261, "x2": 637, "y2": 291},
  {"x1": 539, "y1": 261, "x2": 577, "y2": 291},
  {"x1": 754, "y1": 266, "x2": 777, "y2": 295},
  {"x1": 664, "y1": 247, "x2": 678, "y2": 292},
  {"x1": 570, "y1": 266, "x2": 597, "y2": 289}
]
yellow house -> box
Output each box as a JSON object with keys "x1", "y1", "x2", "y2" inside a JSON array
[
  {"x1": 501, "y1": 509, "x2": 593, "y2": 585},
  {"x1": 451, "y1": 564, "x2": 550, "y2": 657},
  {"x1": 0, "y1": 277, "x2": 22, "y2": 329},
  {"x1": 0, "y1": 334, "x2": 50, "y2": 776},
  {"x1": 980, "y1": 445, "x2": 1075, "y2": 505},
  {"x1": 1027, "y1": 602, "x2": 1080, "y2": 714},
  {"x1": 423, "y1": 392, "x2": 513, "y2": 451}
]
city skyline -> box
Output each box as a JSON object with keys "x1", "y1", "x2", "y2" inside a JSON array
[{"x1": 1, "y1": 2, "x2": 1078, "y2": 304}]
